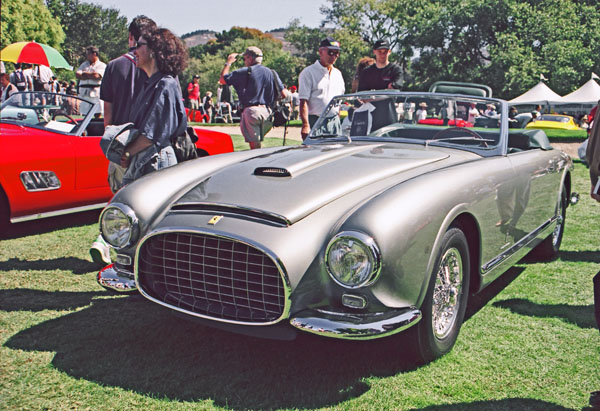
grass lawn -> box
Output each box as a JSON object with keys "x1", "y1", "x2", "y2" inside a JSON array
[
  {"x1": 543, "y1": 129, "x2": 588, "y2": 141},
  {"x1": 0, "y1": 161, "x2": 598, "y2": 410},
  {"x1": 230, "y1": 133, "x2": 300, "y2": 151}
]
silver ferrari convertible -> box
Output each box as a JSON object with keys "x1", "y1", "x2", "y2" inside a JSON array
[{"x1": 97, "y1": 89, "x2": 575, "y2": 362}]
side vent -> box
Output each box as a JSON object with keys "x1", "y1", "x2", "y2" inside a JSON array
[{"x1": 254, "y1": 167, "x2": 291, "y2": 177}]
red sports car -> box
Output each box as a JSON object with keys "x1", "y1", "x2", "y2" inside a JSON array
[{"x1": 0, "y1": 91, "x2": 233, "y2": 228}]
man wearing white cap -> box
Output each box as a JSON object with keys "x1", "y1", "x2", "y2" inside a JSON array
[
  {"x1": 298, "y1": 37, "x2": 345, "y2": 140},
  {"x1": 220, "y1": 46, "x2": 285, "y2": 149},
  {"x1": 76, "y1": 46, "x2": 106, "y2": 116}
]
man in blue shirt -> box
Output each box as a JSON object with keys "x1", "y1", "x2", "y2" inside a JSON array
[{"x1": 220, "y1": 46, "x2": 284, "y2": 149}]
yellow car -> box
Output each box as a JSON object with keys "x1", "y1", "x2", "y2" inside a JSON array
[{"x1": 526, "y1": 114, "x2": 580, "y2": 131}]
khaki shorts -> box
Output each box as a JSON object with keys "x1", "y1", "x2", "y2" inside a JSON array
[{"x1": 240, "y1": 105, "x2": 272, "y2": 142}]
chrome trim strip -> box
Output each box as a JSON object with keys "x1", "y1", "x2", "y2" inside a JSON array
[
  {"x1": 290, "y1": 307, "x2": 422, "y2": 340},
  {"x1": 134, "y1": 227, "x2": 292, "y2": 326},
  {"x1": 481, "y1": 216, "x2": 556, "y2": 273},
  {"x1": 97, "y1": 264, "x2": 137, "y2": 292},
  {"x1": 10, "y1": 202, "x2": 107, "y2": 223},
  {"x1": 170, "y1": 202, "x2": 292, "y2": 226}
]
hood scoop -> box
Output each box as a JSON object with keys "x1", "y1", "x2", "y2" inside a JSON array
[{"x1": 254, "y1": 167, "x2": 292, "y2": 177}]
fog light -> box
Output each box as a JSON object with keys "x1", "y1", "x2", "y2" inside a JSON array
[
  {"x1": 342, "y1": 294, "x2": 367, "y2": 309},
  {"x1": 115, "y1": 254, "x2": 132, "y2": 266}
]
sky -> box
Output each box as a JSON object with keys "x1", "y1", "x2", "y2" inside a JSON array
[{"x1": 81, "y1": 0, "x2": 329, "y2": 36}]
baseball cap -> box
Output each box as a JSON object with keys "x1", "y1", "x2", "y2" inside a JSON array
[
  {"x1": 243, "y1": 46, "x2": 263, "y2": 63},
  {"x1": 319, "y1": 37, "x2": 341, "y2": 50},
  {"x1": 373, "y1": 39, "x2": 390, "y2": 50}
]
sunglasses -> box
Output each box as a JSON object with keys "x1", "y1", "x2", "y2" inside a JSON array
[
  {"x1": 327, "y1": 50, "x2": 340, "y2": 57},
  {"x1": 135, "y1": 42, "x2": 148, "y2": 49}
]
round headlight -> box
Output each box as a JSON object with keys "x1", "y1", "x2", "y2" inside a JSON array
[
  {"x1": 100, "y1": 204, "x2": 138, "y2": 248},
  {"x1": 326, "y1": 231, "x2": 381, "y2": 288}
]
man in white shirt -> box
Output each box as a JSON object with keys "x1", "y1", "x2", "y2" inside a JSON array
[
  {"x1": 298, "y1": 37, "x2": 345, "y2": 140},
  {"x1": 21, "y1": 64, "x2": 35, "y2": 91},
  {"x1": 35, "y1": 65, "x2": 54, "y2": 91},
  {"x1": 76, "y1": 46, "x2": 106, "y2": 116}
]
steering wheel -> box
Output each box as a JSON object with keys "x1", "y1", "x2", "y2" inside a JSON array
[
  {"x1": 431, "y1": 126, "x2": 488, "y2": 147},
  {"x1": 51, "y1": 109, "x2": 76, "y2": 124}
]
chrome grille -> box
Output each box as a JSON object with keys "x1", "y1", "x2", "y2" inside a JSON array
[{"x1": 138, "y1": 232, "x2": 285, "y2": 323}]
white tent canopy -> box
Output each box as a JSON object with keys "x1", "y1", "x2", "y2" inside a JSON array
[
  {"x1": 509, "y1": 81, "x2": 562, "y2": 104},
  {"x1": 559, "y1": 78, "x2": 600, "y2": 104}
]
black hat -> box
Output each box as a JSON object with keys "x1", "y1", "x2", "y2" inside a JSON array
[
  {"x1": 193, "y1": 74, "x2": 199, "y2": 78},
  {"x1": 319, "y1": 37, "x2": 341, "y2": 50},
  {"x1": 373, "y1": 39, "x2": 390, "y2": 50}
]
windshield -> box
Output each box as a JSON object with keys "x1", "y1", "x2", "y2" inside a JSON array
[
  {"x1": 0, "y1": 92, "x2": 96, "y2": 134},
  {"x1": 308, "y1": 92, "x2": 506, "y2": 155}
]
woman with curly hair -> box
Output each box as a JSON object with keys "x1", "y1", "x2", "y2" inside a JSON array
[{"x1": 119, "y1": 27, "x2": 189, "y2": 185}]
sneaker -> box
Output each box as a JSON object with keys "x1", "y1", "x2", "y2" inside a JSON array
[{"x1": 90, "y1": 236, "x2": 111, "y2": 265}]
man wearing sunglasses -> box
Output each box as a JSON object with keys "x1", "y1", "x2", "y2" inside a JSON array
[
  {"x1": 298, "y1": 37, "x2": 346, "y2": 140},
  {"x1": 90, "y1": 15, "x2": 156, "y2": 267}
]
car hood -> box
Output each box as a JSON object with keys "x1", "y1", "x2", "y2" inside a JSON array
[{"x1": 172, "y1": 143, "x2": 463, "y2": 225}]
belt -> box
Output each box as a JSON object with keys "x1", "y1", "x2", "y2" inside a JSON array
[{"x1": 79, "y1": 84, "x2": 100, "y2": 88}]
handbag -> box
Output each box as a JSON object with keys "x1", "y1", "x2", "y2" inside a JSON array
[
  {"x1": 171, "y1": 126, "x2": 199, "y2": 163},
  {"x1": 268, "y1": 69, "x2": 290, "y2": 127}
]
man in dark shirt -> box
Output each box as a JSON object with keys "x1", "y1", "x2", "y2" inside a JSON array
[
  {"x1": 90, "y1": 15, "x2": 156, "y2": 266},
  {"x1": 357, "y1": 39, "x2": 403, "y2": 132},
  {"x1": 357, "y1": 39, "x2": 403, "y2": 91},
  {"x1": 219, "y1": 46, "x2": 285, "y2": 149},
  {"x1": 101, "y1": 15, "x2": 156, "y2": 128}
]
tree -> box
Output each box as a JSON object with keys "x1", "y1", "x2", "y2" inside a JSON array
[
  {"x1": 409, "y1": 0, "x2": 600, "y2": 97},
  {"x1": 1, "y1": 0, "x2": 64, "y2": 49},
  {"x1": 320, "y1": 0, "x2": 600, "y2": 98},
  {"x1": 45, "y1": 0, "x2": 128, "y2": 67},
  {"x1": 284, "y1": 19, "x2": 373, "y2": 91},
  {"x1": 181, "y1": 27, "x2": 303, "y2": 97},
  {"x1": 321, "y1": 0, "x2": 419, "y2": 71}
]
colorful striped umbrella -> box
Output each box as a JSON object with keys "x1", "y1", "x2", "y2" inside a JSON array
[{"x1": 0, "y1": 41, "x2": 72, "y2": 69}]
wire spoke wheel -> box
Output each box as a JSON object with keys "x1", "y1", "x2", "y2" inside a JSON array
[
  {"x1": 432, "y1": 247, "x2": 463, "y2": 340},
  {"x1": 552, "y1": 198, "x2": 565, "y2": 248}
]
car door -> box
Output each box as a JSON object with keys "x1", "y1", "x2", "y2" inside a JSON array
[
  {"x1": 0, "y1": 124, "x2": 77, "y2": 219},
  {"x1": 74, "y1": 131, "x2": 110, "y2": 191},
  {"x1": 506, "y1": 149, "x2": 562, "y2": 237}
]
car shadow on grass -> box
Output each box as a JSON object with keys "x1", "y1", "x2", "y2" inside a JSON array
[
  {"x1": 414, "y1": 398, "x2": 572, "y2": 410},
  {"x1": 492, "y1": 298, "x2": 596, "y2": 329},
  {"x1": 4, "y1": 291, "x2": 421, "y2": 409},
  {"x1": 0, "y1": 257, "x2": 100, "y2": 275},
  {"x1": 558, "y1": 250, "x2": 600, "y2": 264},
  {"x1": 3, "y1": 266, "x2": 534, "y2": 410},
  {"x1": 0, "y1": 209, "x2": 100, "y2": 240},
  {"x1": 0, "y1": 289, "x2": 106, "y2": 312},
  {"x1": 465, "y1": 266, "x2": 526, "y2": 321}
]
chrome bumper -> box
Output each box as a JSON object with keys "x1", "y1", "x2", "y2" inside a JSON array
[
  {"x1": 290, "y1": 307, "x2": 422, "y2": 340},
  {"x1": 97, "y1": 264, "x2": 137, "y2": 293}
]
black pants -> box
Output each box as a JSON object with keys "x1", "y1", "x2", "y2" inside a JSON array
[{"x1": 594, "y1": 271, "x2": 600, "y2": 332}]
